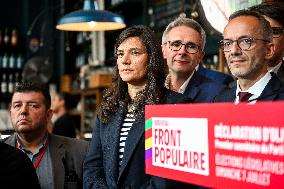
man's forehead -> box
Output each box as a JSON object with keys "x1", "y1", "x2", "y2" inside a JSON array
[
  {"x1": 168, "y1": 26, "x2": 200, "y2": 37},
  {"x1": 224, "y1": 18, "x2": 260, "y2": 38},
  {"x1": 12, "y1": 92, "x2": 45, "y2": 102},
  {"x1": 167, "y1": 28, "x2": 201, "y2": 45}
]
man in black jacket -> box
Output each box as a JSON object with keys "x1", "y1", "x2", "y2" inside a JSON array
[
  {"x1": 249, "y1": 2, "x2": 284, "y2": 82},
  {"x1": 214, "y1": 9, "x2": 284, "y2": 103},
  {"x1": 0, "y1": 141, "x2": 40, "y2": 188}
]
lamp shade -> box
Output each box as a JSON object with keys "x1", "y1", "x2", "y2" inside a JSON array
[{"x1": 56, "y1": 0, "x2": 126, "y2": 31}]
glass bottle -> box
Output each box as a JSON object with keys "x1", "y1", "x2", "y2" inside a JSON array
[
  {"x1": 11, "y1": 29, "x2": 18, "y2": 47},
  {"x1": 8, "y1": 73, "x2": 14, "y2": 93},
  {"x1": 1, "y1": 74, "x2": 7, "y2": 94}
]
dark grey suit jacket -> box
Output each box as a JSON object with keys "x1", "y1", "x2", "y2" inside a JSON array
[
  {"x1": 4, "y1": 133, "x2": 89, "y2": 189},
  {"x1": 184, "y1": 71, "x2": 227, "y2": 103},
  {"x1": 83, "y1": 90, "x2": 197, "y2": 189},
  {"x1": 197, "y1": 64, "x2": 234, "y2": 86},
  {"x1": 214, "y1": 73, "x2": 284, "y2": 102}
]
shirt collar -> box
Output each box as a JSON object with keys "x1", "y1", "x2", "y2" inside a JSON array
[
  {"x1": 16, "y1": 133, "x2": 48, "y2": 155},
  {"x1": 165, "y1": 71, "x2": 195, "y2": 94},
  {"x1": 195, "y1": 64, "x2": 200, "y2": 71},
  {"x1": 268, "y1": 60, "x2": 282, "y2": 74},
  {"x1": 235, "y1": 72, "x2": 272, "y2": 103}
]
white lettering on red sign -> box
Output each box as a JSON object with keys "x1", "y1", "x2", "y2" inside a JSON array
[{"x1": 152, "y1": 117, "x2": 209, "y2": 175}]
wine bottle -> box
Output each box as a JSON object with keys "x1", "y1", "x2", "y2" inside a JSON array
[
  {"x1": 9, "y1": 54, "x2": 15, "y2": 68},
  {"x1": 11, "y1": 29, "x2": 18, "y2": 47},
  {"x1": 3, "y1": 28, "x2": 10, "y2": 53},
  {"x1": 16, "y1": 54, "x2": 23, "y2": 69},
  {"x1": 2, "y1": 53, "x2": 8, "y2": 68},
  {"x1": 15, "y1": 72, "x2": 20, "y2": 85},
  {"x1": 8, "y1": 74, "x2": 14, "y2": 93},
  {"x1": 3, "y1": 28, "x2": 9, "y2": 46},
  {"x1": 0, "y1": 29, "x2": 2, "y2": 51},
  {"x1": 1, "y1": 74, "x2": 8, "y2": 94}
]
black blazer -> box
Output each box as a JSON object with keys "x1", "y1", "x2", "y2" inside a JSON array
[
  {"x1": 184, "y1": 71, "x2": 227, "y2": 103},
  {"x1": 276, "y1": 60, "x2": 284, "y2": 82},
  {"x1": 0, "y1": 142, "x2": 41, "y2": 188},
  {"x1": 214, "y1": 73, "x2": 284, "y2": 102},
  {"x1": 83, "y1": 90, "x2": 194, "y2": 189},
  {"x1": 197, "y1": 63, "x2": 234, "y2": 86}
]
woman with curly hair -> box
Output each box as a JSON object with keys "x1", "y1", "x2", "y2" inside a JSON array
[{"x1": 83, "y1": 25, "x2": 192, "y2": 189}]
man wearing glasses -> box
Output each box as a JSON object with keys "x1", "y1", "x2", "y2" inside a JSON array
[
  {"x1": 162, "y1": 14, "x2": 227, "y2": 102},
  {"x1": 214, "y1": 9, "x2": 284, "y2": 103},
  {"x1": 249, "y1": 2, "x2": 284, "y2": 82}
]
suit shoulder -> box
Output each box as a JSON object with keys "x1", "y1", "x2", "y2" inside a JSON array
[
  {"x1": 199, "y1": 75, "x2": 227, "y2": 91},
  {"x1": 213, "y1": 87, "x2": 235, "y2": 102},
  {"x1": 164, "y1": 89, "x2": 192, "y2": 103},
  {"x1": 50, "y1": 134, "x2": 89, "y2": 147},
  {"x1": 198, "y1": 65, "x2": 234, "y2": 84}
]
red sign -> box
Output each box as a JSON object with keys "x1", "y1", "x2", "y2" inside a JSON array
[{"x1": 145, "y1": 102, "x2": 284, "y2": 189}]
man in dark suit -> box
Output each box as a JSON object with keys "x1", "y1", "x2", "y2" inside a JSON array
[
  {"x1": 161, "y1": 14, "x2": 227, "y2": 102},
  {"x1": 3, "y1": 82, "x2": 89, "y2": 189},
  {"x1": 196, "y1": 63, "x2": 234, "y2": 86},
  {"x1": 0, "y1": 141, "x2": 40, "y2": 188},
  {"x1": 249, "y1": 2, "x2": 284, "y2": 82},
  {"x1": 215, "y1": 10, "x2": 284, "y2": 103}
]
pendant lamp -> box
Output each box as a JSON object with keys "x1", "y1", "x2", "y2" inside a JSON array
[{"x1": 56, "y1": 0, "x2": 126, "y2": 31}]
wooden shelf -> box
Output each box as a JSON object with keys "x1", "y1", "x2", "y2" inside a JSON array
[{"x1": 66, "y1": 87, "x2": 108, "y2": 139}]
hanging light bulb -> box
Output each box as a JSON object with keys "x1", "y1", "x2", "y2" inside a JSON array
[{"x1": 56, "y1": 0, "x2": 126, "y2": 31}]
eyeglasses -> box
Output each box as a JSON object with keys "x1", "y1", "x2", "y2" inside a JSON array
[
  {"x1": 272, "y1": 27, "x2": 284, "y2": 38},
  {"x1": 219, "y1": 37, "x2": 270, "y2": 52},
  {"x1": 167, "y1": 40, "x2": 200, "y2": 54}
]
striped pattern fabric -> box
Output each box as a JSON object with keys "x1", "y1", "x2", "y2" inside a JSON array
[{"x1": 118, "y1": 111, "x2": 135, "y2": 167}]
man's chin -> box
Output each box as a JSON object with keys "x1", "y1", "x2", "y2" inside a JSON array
[{"x1": 15, "y1": 126, "x2": 33, "y2": 134}]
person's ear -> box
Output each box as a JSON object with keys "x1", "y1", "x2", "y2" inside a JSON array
[
  {"x1": 161, "y1": 44, "x2": 167, "y2": 59},
  {"x1": 47, "y1": 109, "x2": 53, "y2": 121},
  {"x1": 199, "y1": 50, "x2": 205, "y2": 60},
  {"x1": 59, "y1": 99, "x2": 65, "y2": 107},
  {"x1": 264, "y1": 42, "x2": 275, "y2": 60}
]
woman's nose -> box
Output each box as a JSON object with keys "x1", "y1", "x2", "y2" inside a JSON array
[{"x1": 121, "y1": 54, "x2": 131, "y2": 65}]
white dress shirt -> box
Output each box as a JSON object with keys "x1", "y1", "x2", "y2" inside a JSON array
[{"x1": 235, "y1": 72, "x2": 272, "y2": 104}]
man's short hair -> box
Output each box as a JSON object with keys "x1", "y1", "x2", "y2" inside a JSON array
[
  {"x1": 56, "y1": 92, "x2": 76, "y2": 110},
  {"x1": 14, "y1": 82, "x2": 51, "y2": 109},
  {"x1": 228, "y1": 9, "x2": 273, "y2": 41},
  {"x1": 249, "y1": 2, "x2": 284, "y2": 28},
  {"x1": 162, "y1": 13, "x2": 206, "y2": 50}
]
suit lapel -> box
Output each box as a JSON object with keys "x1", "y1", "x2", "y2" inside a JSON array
[
  {"x1": 118, "y1": 112, "x2": 144, "y2": 179},
  {"x1": 258, "y1": 74, "x2": 283, "y2": 101},
  {"x1": 3, "y1": 133, "x2": 17, "y2": 146},
  {"x1": 276, "y1": 60, "x2": 284, "y2": 82},
  {"x1": 49, "y1": 134, "x2": 65, "y2": 189},
  {"x1": 184, "y1": 71, "x2": 201, "y2": 100},
  {"x1": 226, "y1": 87, "x2": 237, "y2": 102}
]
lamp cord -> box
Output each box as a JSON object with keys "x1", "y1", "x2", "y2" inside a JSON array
[{"x1": 27, "y1": 4, "x2": 63, "y2": 37}]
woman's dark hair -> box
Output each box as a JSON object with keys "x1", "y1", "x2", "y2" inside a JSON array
[{"x1": 99, "y1": 25, "x2": 167, "y2": 123}]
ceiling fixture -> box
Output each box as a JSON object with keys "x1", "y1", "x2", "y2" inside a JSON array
[{"x1": 56, "y1": 0, "x2": 126, "y2": 31}]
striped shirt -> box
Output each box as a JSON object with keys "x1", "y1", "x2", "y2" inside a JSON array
[{"x1": 118, "y1": 110, "x2": 135, "y2": 167}]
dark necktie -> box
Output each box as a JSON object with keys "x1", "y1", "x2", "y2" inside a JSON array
[{"x1": 238, "y1": 92, "x2": 253, "y2": 102}]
